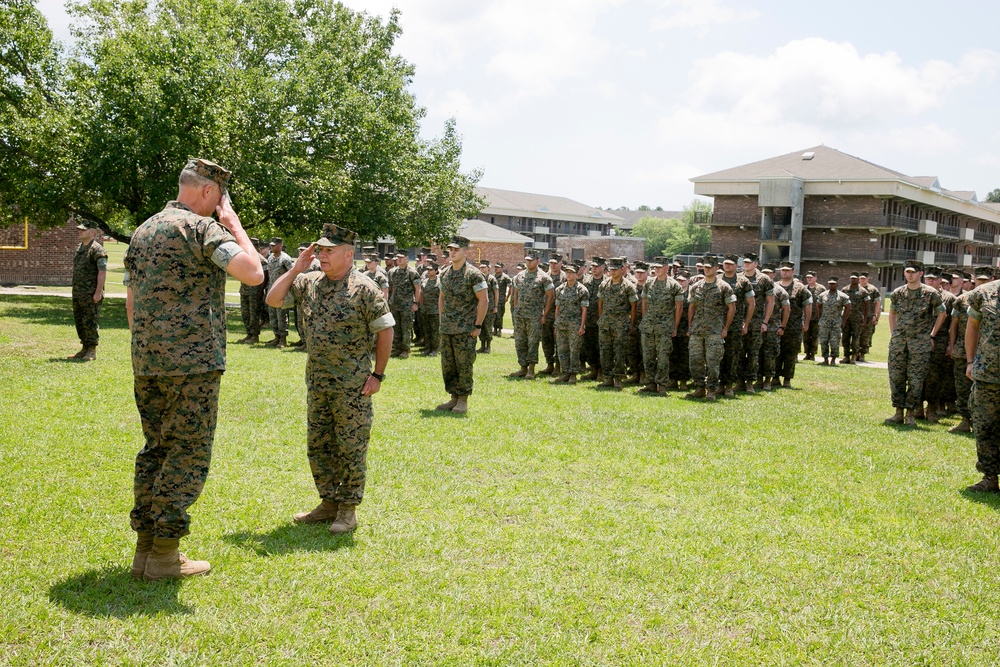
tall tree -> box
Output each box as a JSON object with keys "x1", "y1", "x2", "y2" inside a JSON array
[
  {"x1": 630, "y1": 200, "x2": 712, "y2": 258},
  {"x1": 0, "y1": 0, "x2": 482, "y2": 243},
  {"x1": 986, "y1": 188, "x2": 1000, "y2": 203}
]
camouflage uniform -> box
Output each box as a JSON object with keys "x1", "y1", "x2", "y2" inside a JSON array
[
  {"x1": 719, "y1": 272, "x2": 754, "y2": 387},
  {"x1": 966, "y1": 283, "x2": 1000, "y2": 476},
  {"x1": 842, "y1": 284, "x2": 870, "y2": 360},
  {"x1": 419, "y1": 273, "x2": 440, "y2": 354},
  {"x1": 629, "y1": 279, "x2": 647, "y2": 375},
  {"x1": 388, "y1": 264, "x2": 420, "y2": 355},
  {"x1": 887, "y1": 282, "x2": 945, "y2": 410},
  {"x1": 580, "y1": 273, "x2": 604, "y2": 372},
  {"x1": 641, "y1": 276, "x2": 684, "y2": 387},
  {"x1": 266, "y1": 251, "x2": 294, "y2": 337},
  {"x1": 554, "y1": 281, "x2": 590, "y2": 374},
  {"x1": 741, "y1": 271, "x2": 775, "y2": 383},
  {"x1": 512, "y1": 269, "x2": 555, "y2": 367},
  {"x1": 759, "y1": 283, "x2": 789, "y2": 382},
  {"x1": 291, "y1": 268, "x2": 394, "y2": 507},
  {"x1": 687, "y1": 278, "x2": 736, "y2": 391},
  {"x1": 479, "y1": 271, "x2": 499, "y2": 349},
  {"x1": 364, "y1": 267, "x2": 390, "y2": 295},
  {"x1": 817, "y1": 289, "x2": 850, "y2": 359},
  {"x1": 495, "y1": 271, "x2": 512, "y2": 335},
  {"x1": 598, "y1": 278, "x2": 639, "y2": 379},
  {"x1": 925, "y1": 288, "x2": 956, "y2": 407},
  {"x1": 670, "y1": 286, "x2": 691, "y2": 384},
  {"x1": 439, "y1": 261, "x2": 487, "y2": 396},
  {"x1": 803, "y1": 283, "x2": 825, "y2": 358},
  {"x1": 541, "y1": 270, "x2": 566, "y2": 366},
  {"x1": 950, "y1": 292, "x2": 972, "y2": 420},
  {"x1": 238, "y1": 254, "x2": 266, "y2": 338},
  {"x1": 860, "y1": 284, "x2": 882, "y2": 355},
  {"x1": 124, "y1": 201, "x2": 244, "y2": 538},
  {"x1": 776, "y1": 279, "x2": 812, "y2": 381},
  {"x1": 71, "y1": 237, "x2": 108, "y2": 346}
]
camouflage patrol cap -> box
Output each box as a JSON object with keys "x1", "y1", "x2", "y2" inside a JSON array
[
  {"x1": 633, "y1": 261, "x2": 649, "y2": 272},
  {"x1": 75, "y1": 219, "x2": 97, "y2": 230},
  {"x1": 563, "y1": 263, "x2": 578, "y2": 273},
  {"x1": 361, "y1": 245, "x2": 376, "y2": 253},
  {"x1": 496, "y1": 262, "x2": 504, "y2": 268},
  {"x1": 183, "y1": 158, "x2": 232, "y2": 189},
  {"x1": 315, "y1": 223, "x2": 358, "y2": 248},
  {"x1": 849, "y1": 271, "x2": 860, "y2": 279},
  {"x1": 384, "y1": 253, "x2": 395, "y2": 261},
  {"x1": 828, "y1": 276, "x2": 838, "y2": 283},
  {"x1": 591, "y1": 256, "x2": 606, "y2": 266},
  {"x1": 743, "y1": 252, "x2": 759, "y2": 263},
  {"x1": 676, "y1": 269, "x2": 691, "y2": 279},
  {"x1": 525, "y1": 249, "x2": 541, "y2": 260},
  {"x1": 903, "y1": 260, "x2": 923, "y2": 272},
  {"x1": 723, "y1": 254, "x2": 739, "y2": 265},
  {"x1": 608, "y1": 257, "x2": 625, "y2": 269},
  {"x1": 975, "y1": 266, "x2": 994, "y2": 280},
  {"x1": 860, "y1": 271, "x2": 869, "y2": 278},
  {"x1": 779, "y1": 260, "x2": 795, "y2": 271},
  {"x1": 420, "y1": 247, "x2": 431, "y2": 255},
  {"x1": 761, "y1": 263, "x2": 775, "y2": 273},
  {"x1": 478, "y1": 259, "x2": 490, "y2": 267},
  {"x1": 648, "y1": 258, "x2": 664, "y2": 268},
  {"x1": 549, "y1": 253, "x2": 563, "y2": 263},
  {"x1": 269, "y1": 236, "x2": 283, "y2": 246},
  {"x1": 447, "y1": 236, "x2": 470, "y2": 249},
  {"x1": 672, "y1": 258, "x2": 686, "y2": 268},
  {"x1": 516, "y1": 263, "x2": 526, "y2": 270},
  {"x1": 427, "y1": 253, "x2": 437, "y2": 261},
  {"x1": 363, "y1": 254, "x2": 378, "y2": 262},
  {"x1": 702, "y1": 255, "x2": 719, "y2": 268},
  {"x1": 922, "y1": 266, "x2": 939, "y2": 279},
  {"x1": 805, "y1": 270, "x2": 817, "y2": 277},
  {"x1": 426, "y1": 261, "x2": 439, "y2": 271}
]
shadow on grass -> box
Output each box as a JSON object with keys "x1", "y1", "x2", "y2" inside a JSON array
[
  {"x1": 223, "y1": 523, "x2": 355, "y2": 556},
  {"x1": 48, "y1": 567, "x2": 191, "y2": 617},
  {"x1": 418, "y1": 408, "x2": 466, "y2": 419},
  {"x1": 959, "y1": 489, "x2": 1000, "y2": 510},
  {"x1": 0, "y1": 295, "x2": 131, "y2": 330}
]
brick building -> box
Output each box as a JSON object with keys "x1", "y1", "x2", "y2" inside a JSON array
[
  {"x1": 475, "y1": 187, "x2": 624, "y2": 260},
  {"x1": 428, "y1": 218, "x2": 532, "y2": 270},
  {"x1": 0, "y1": 219, "x2": 103, "y2": 286},
  {"x1": 691, "y1": 146, "x2": 1000, "y2": 290},
  {"x1": 554, "y1": 235, "x2": 645, "y2": 264}
]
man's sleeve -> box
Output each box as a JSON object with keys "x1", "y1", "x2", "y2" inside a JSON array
[
  {"x1": 368, "y1": 285, "x2": 396, "y2": 332},
  {"x1": 203, "y1": 220, "x2": 241, "y2": 270}
]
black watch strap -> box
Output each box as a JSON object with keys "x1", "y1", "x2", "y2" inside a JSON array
[{"x1": 371, "y1": 372, "x2": 385, "y2": 381}]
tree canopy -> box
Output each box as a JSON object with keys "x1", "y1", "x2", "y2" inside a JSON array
[
  {"x1": 0, "y1": 0, "x2": 483, "y2": 244},
  {"x1": 986, "y1": 188, "x2": 1000, "y2": 203},
  {"x1": 629, "y1": 200, "x2": 711, "y2": 258}
]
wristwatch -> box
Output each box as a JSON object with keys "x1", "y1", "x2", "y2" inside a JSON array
[
  {"x1": 474, "y1": 322, "x2": 483, "y2": 328},
  {"x1": 371, "y1": 372, "x2": 385, "y2": 381}
]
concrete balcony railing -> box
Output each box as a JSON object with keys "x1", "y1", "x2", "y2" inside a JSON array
[
  {"x1": 801, "y1": 247, "x2": 916, "y2": 263},
  {"x1": 938, "y1": 224, "x2": 960, "y2": 239},
  {"x1": 974, "y1": 230, "x2": 994, "y2": 244},
  {"x1": 760, "y1": 225, "x2": 791, "y2": 242},
  {"x1": 936, "y1": 252, "x2": 958, "y2": 265}
]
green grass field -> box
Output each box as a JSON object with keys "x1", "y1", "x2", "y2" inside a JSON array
[{"x1": 0, "y1": 294, "x2": 994, "y2": 665}]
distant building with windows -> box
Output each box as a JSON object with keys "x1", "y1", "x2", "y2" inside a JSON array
[{"x1": 691, "y1": 146, "x2": 1000, "y2": 290}]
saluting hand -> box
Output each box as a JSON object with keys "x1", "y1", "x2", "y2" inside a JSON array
[
  {"x1": 214, "y1": 193, "x2": 243, "y2": 233},
  {"x1": 293, "y1": 244, "x2": 316, "y2": 272}
]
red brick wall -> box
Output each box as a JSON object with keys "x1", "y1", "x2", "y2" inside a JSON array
[
  {"x1": 0, "y1": 220, "x2": 103, "y2": 286},
  {"x1": 711, "y1": 196, "x2": 762, "y2": 225},
  {"x1": 803, "y1": 196, "x2": 883, "y2": 227},
  {"x1": 801, "y1": 229, "x2": 877, "y2": 261},
  {"x1": 554, "y1": 237, "x2": 645, "y2": 263},
  {"x1": 709, "y1": 226, "x2": 759, "y2": 255},
  {"x1": 427, "y1": 241, "x2": 527, "y2": 273}
]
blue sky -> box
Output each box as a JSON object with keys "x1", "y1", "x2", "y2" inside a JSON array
[{"x1": 37, "y1": 0, "x2": 1000, "y2": 210}]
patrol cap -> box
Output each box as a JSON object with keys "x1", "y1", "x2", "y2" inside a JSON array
[
  {"x1": 361, "y1": 245, "x2": 376, "y2": 253},
  {"x1": 269, "y1": 236, "x2": 283, "y2": 246},
  {"x1": 427, "y1": 253, "x2": 437, "y2": 261},
  {"x1": 75, "y1": 219, "x2": 97, "y2": 231},
  {"x1": 447, "y1": 235, "x2": 470, "y2": 249},
  {"x1": 903, "y1": 260, "x2": 923, "y2": 272},
  {"x1": 648, "y1": 258, "x2": 664, "y2": 268},
  {"x1": 676, "y1": 269, "x2": 691, "y2": 279},
  {"x1": 723, "y1": 254, "x2": 739, "y2": 265},
  {"x1": 608, "y1": 257, "x2": 625, "y2": 269},
  {"x1": 860, "y1": 271, "x2": 869, "y2": 278},
  {"x1": 743, "y1": 252, "x2": 759, "y2": 263},
  {"x1": 941, "y1": 274, "x2": 952, "y2": 285},
  {"x1": 761, "y1": 263, "x2": 775, "y2": 274},
  {"x1": 702, "y1": 255, "x2": 719, "y2": 268},
  {"x1": 591, "y1": 256, "x2": 606, "y2": 266},
  {"x1": 363, "y1": 254, "x2": 378, "y2": 262},
  {"x1": 516, "y1": 263, "x2": 526, "y2": 270},
  {"x1": 549, "y1": 253, "x2": 563, "y2": 263},
  {"x1": 496, "y1": 262, "x2": 504, "y2": 268},
  {"x1": 654, "y1": 256, "x2": 669, "y2": 265},
  {"x1": 249, "y1": 237, "x2": 261, "y2": 246},
  {"x1": 672, "y1": 258, "x2": 686, "y2": 268},
  {"x1": 828, "y1": 276, "x2": 838, "y2": 284},
  {"x1": 975, "y1": 266, "x2": 994, "y2": 280},
  {"x1": 849, "y1": 271, "x2": 860, "y2": 279},
  {"x1": 563, "y1": 263, "x2": 578, "y2": 273},
  {"x1": 426, "y1": 261, "x2": 439, "y2": 271},
  {"x1": 298, "y1": 242, "x2": 310, "y2": 249},
  {"x1": 420, "y1": 247, "x2": 431, "y2": 255},
  {"x1": 384, "y1": 253, "x2": 395, "y2": 261},
  {"x1": 923, "y1": 266, "x2": 940, "y2": 279},
  {"x1": 315, "y1": 223, "x2": 359, "y2": 248},
  {"x1": 525, "y1": 249, "x2": 541, "y2": 260},
  {"x1": 634, "y1": 261, "x2": 649, "y2": 271},
  {"x1": 806, "y1": 271, "x2": 817, "y2": 277},
  {"x1": 779, "y1": 260, "x2": 794, "y2": 270},
  {"x1": 395, "y1": 251, "x2": 408, "y2": 258},
  {"x1": 183, "y1": 158, "x2": 232, "y2": 189},
  {"x1": 478, "y1": 259, "x2": 490, "y2": 267}
]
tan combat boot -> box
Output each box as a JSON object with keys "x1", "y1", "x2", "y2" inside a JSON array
[
  {"x1": 525, "y1": 364, "x2": 536, "y2": 380},
  {"x1": 68, "y1": 345, "x2": 87, "y2": 359},
  {"x1": 926, "y1": 403, "x2": 940, "y2": 424},
  {"x1": 275, "y1": 336, "x2": 287, "y2": 349},
  {"x1": 553, "y1": 362, "x2": 561, "y2": 376},
  {"x1": 753, "y1": 379, "x2": 764, "y2": 391},
  {"x1": 665, "y1": 379, "x2": 679, "y2": 391},
  {"x1": 537, "y1": 363, "x2": 554, "y2": 376},
  {"x1": 329, "y1": 506, "x2": 358, "y2": 535},
  {"x1": 436, "y1": 395, "x2": 459, "y2": 411},
  {"x1": 686, "y1": 387, "x2": 707, "y2": 399},
  {"x1": 294, "y1": 499, "x2": 340, "y2": 524},
  {"x1": 903, "y1": 409, "x2": 917, "y2": 427},
  {"x1": 451, "y1": 396, "x2": 468, "y2": 414},
  {"x1": 237, "y1": 334, "x2": 259, "y2": 344},
  {"x1": 80, "y1": 345, "x2": 97, "y2": 361},
  {"x1": 734, "y1": 380, "x2": 746, "y2": 392},
  {"x1": 781, "y1": 378, "x2": 791, "y2": 388},
  {"x1": 706, "y1": 390, "x2": 717, "y2": 401},
  {"x1": 143, "y1": 537, "x2": 210, "y2": 581},
  {"x1": 567, "y1": 374, "x2": 577, "y2": 385},
  {"x1": 967, "y1": 475, "x2": 1000, "y2": 493},
  {"x1": 613, "y1": 377, "x2": 623, "y2": 389},
  {"x1": 883, "y1": 408, "x2": 905, "y2": 425},
  {"x1": 638, "y1": 383, "x2": 658, "y2": 393},
  {"x1": 598, "y1": 376, "x2": 615, "y2": 388},
  {"x1": 264, "y1": 337, "x2": 280, "y2": 347},
  {"x1": 724, "y1": 385, "x2": 734, "y2": 398},
  {"x1": 914, "y1": 405, "x2": 926, "y2": 420},
  {"x1": 131, "y1": 532, "x2": 154, "y2": 580},
  {"x1": 549, "y1": 374, "x2": 570, "y2": 385},
  {"x1": 949, "y1": 417, "x2": 972, "y2": 433},
  {"x1": 509, "y1": 366, "x2": 528, "y2": 378},
  {"x1": 582, "y1": 368, "x2": 600, "y2": 381}
]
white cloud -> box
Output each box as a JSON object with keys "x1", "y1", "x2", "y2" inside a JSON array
[
  {"x1": 650, "y1": 0, "x2": 760, "y2": 35},
  {"x1": 845, "y1": 124, "x2": 963, "y2": 158}
]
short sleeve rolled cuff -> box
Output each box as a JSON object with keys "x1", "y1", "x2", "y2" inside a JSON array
[
  {"x1": 122, "y1": 269, "x2": 131, "y2": 287},
  {"x1": 211, "y1": 241, "x2": 244, "y2": 271},
  {"x1": 746, "y1": 290, "x2": 756, "y2": 299},
  {"x1": 628, "y1": 294, "x2": 639, "y2": 303},
  {"x1": 473, "y1": 281, "x2": 488, "y2": 293},
  {"x1": 726, "y1": 294, "x2": 737, "y2": 304},
  {"x1": 97, "y1": 257, "x2": 108, "y2": 271},
  {"x1": 371, "y1": 312, "x2": 396, "y2": 333}
]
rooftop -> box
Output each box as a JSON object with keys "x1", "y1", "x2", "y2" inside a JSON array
[{"x1": 477, "y1": 187, "x2": 624, "y2": 225}]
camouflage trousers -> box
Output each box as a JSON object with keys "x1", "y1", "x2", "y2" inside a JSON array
[
  {"x1": 741, "y1": 326, "x2": 763, "y2": 382},
  {"x1": 923, "y1": 336, "x2": 952, "y2": 404},
  {"x1": 541, "y1": 320, "x2": 556, "y2": 364},
  {"x1": 581, "y1": 317, "x2": 601, "y2": 370},
  {"x1": 689, "y1": 333, "x2": 725, "y2": 391},
  {"x1": 419, "y1": 309, "x2": 439, "y2": 352},
  {"x1": 495, "y1": 302, "x2": 506, "y2": 334},
  {"x1": 513, "y1": 315, "x2": 543, "y2": 367},
  {"x1": 972, "y1": 381, "x2": 1000, "y2": 476},
  {"x1": 555, "y1": 326, "x2": 584, "y2": 374},
  {"x1": 860, "y1": 317, "x2": 876, "y2": 354},
  {"x1": 390, "y1": 306, "x2": 414, "y2": 354},
  {"x1": 818, "y1": 320, "x2": 842, "y2": 359},
  {"x1": 268, "y1": 305, "x2": 289, "y2": 337},
  {"x1": 757, "y1": 330, "x2": 780, "y2": 379},
  {"x1": 776, "y1": 330, "x2": 803, "y2": 380},
  {"x1": 239, "y1": 285, "x2": 265, "y2": 337},
  {"x1": 720, "y1": 327, "x2": 742, "y2": 385},
  {"x1": 599, "y1": 319, "x2": 631, "y2": 379},
  {"x1": 841, "y1": 317, "x2": 863, "y2": 359},
  {"x1": 72, "y1": 294, "x2": 102, "y2": 346},
  {"x1": 887, "y1": 334, "x2": 932, "y2": 409},
  {"x1": 441, "y1": 332, "x2": 478, "y2": 396},
  {"x1": 131, "y1": 370, "x2": 222, "y2": 538},
  {"x1": 670, "y1": 330, "x2": 690, "y2": 382},
  {"x1": 641, "y1": 328, "x2": 673, "y2": 386},
  {"x1": 479, "y1": 313, "x2": 494, "y2": 346},
  {"x1": 802, "y1": 319, "x2": 820, "y2": 357},
  {"x1": 413, "y1": 302, "x2": 424, "y2": 342},
  {"x1": 306, "y1": 378, "x2": 373, "y2": 506},
  {"x1": 953, "y1": 357, "x2": 972, "y2": 419},
  {"x1": 628, "y1": 325, "x2": 642, "y2": 374}
]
